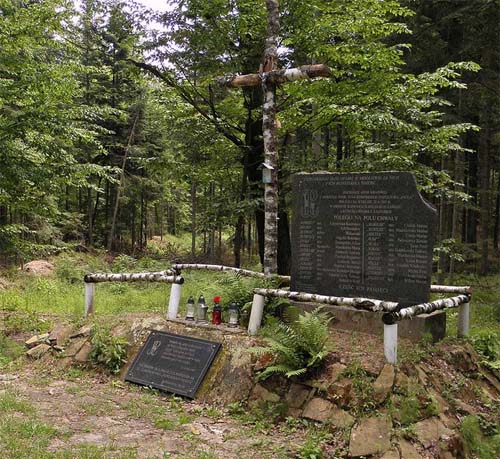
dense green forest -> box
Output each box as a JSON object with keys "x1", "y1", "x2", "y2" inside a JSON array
[{"x1": 0, "y1": 0, "x2": 499, "y2": 278}]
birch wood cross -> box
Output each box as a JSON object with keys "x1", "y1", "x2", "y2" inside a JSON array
[{"x1": 217, "y1": 0, "x2": 332, "y2": 276}]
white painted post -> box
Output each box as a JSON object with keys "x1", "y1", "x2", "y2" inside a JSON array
[
  {"x1": 167, "y1": 282, "x2": 182, "y2": 320},
  {"x1": 458, "y1": 302, "x2": 470, "y2": 337},
  {"x1": 248, "y1": 293, "x2": 266, "y2": 336},
  {"x1": 84, "y1": 282, "x2": 95, "y2": 317},
  {"x1": 384, "y1": 323, "x2": 398, "y2": 364}
]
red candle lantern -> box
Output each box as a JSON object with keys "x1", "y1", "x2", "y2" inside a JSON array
[{"x1": 212, "y1": 295, "x2": 222, "y2": 325}]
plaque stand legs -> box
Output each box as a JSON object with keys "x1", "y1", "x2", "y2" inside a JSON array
[
  {"x1": 248, "y1": 293, "x2": 266, "y2": 335},
  {"x1": 384, "y1": 323, "x2": 398, "y2": 364},
  {"x1": 458, "y1": 302, "x2": 470, "y2": 337},
  {"x1": 84, "y1": 282, "x2": 95, "y2": 317},
  {"x1": 167, "y1": 283, "x2": 183, "y2": 320}
]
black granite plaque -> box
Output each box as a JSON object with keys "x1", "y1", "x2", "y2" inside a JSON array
[
  {"x1": 291, "y1": 172, "x2": 437, "y2": 305},
  {"x1": 125, "y1": 331, "x2": 221, "y2": 398}
]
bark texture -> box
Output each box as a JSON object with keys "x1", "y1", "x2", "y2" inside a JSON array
[
  {"x1": 217, "y1": 64, "x2": 331, "y2": 88},
  {"x1": 253, "y1": 288, "x2": 400, "y2": 312},
  {"x1": 429, "y1": 285, "x2": 472, "y2": 294},
  {"x1": 172, "y1": 263, "x2": 290, "y2": 284},
  {"x1": 262, "y1": 0, "x2": 280, "y2": 276},
  {"x1": 384, "y1": 294, "x2": 470, "y2": 323},
  {"x1": 84, "y1": 271, "x2": 182, "y2": 284}
]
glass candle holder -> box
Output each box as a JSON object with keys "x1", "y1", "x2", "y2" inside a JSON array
[
  {"x1": 197, "y1": 295, "x2": 208, "y2": 323},
  {"x1": 228, "y1": 302, "x2": 239, "y2": 327},
  {"x1": 185, "y1": 296, "x2": 195, "y2": 320}
]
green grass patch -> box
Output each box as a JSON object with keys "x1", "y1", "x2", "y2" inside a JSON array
[
  {"x1": 0, "y1": 332, "x2": 24, "y2": 367},
  {"x1": 460, "y1": 415, "x2": 500, "y2": 459}
]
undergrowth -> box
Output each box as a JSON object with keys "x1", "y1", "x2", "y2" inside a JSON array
[{"x1": 250, "y1": 307, "x2": 333, "y2": 380}]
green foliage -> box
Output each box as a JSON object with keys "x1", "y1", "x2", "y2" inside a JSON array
[
  {"x1": 0, "y1": 333, "x2": 24, "y2": 368},
  {"x1": 471, "y1": 330, "x2": 500, "y2": 370},
  {"x1": 250, "y1": 307, "x2": 333, "y2": 380},
  {"x1": 90, "y1": 325, "x2": 129, "y2": 374},
  {"x1": 460, "y1": 415, "x2": 500, "y2": 459}
]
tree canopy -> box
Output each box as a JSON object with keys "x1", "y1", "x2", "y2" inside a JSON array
[{"x1": 0, "y1": 0, "x2": 498, "y2": 278}]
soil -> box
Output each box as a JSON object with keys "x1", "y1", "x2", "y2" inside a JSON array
[{"x1": 0, "y1": 356, "x2": 323, "y2": 458}]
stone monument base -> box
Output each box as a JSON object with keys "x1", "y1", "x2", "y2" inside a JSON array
[{"x1": 292, "y1": 302, "x2": 446, "y2": 342}]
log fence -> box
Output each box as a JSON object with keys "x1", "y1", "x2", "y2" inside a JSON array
[
  {"x1": 83, "y1": 271, "x2": 184, "y2": 318},
  {"x1": 248, "y1": 286, "x2": 472, "y2": 365},
  {"x1": 83, "y1": 264, "x2": 472, "y2": 365}
]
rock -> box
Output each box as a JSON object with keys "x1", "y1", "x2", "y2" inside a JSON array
[
  {"x1": 285, "y1": 383, "x2": 312, "y2": 409},
  {"x1": 49, "y1": 323, "x2": 74, "y2": 346},
  {"x1": 478, "y1": 367, "x2": 500, "y2": 393},
  {"x1": 414, "y1": 418, "x2": 453, "y2": 448},
  {"x1": 415, "y1": 364, "x2": 428, "y2": 386},
  {"x1": 328, "y1": 378, "x2": 353, "y2": 408},
  {"x1": 26, "y1": 343, "x2": 51, "y2": 359},
  {"x1": 63, "y1": 337, "x2": 87, "y2": 357},
  {"x1": 399, "y1": 439, "x2": 422, "y2": 458},
  {"x1": 394, "y1": 371, "x2": 410, "y2": 394},
  {"x1": 329, "y1": 405, "x2": 355, "y2": 429},
  {"x1": 302, "y1": 397, "x2": 334, "y2": 423},
  {"x1": 248, "y1": 384, "x2": 280, "y2": 407},
  {"x1": 328, "y1": 362, "x2": 347, "y2": 381},
  {"x1": 455, "y1": 400, "x2": 476, "y2": 415},
  {"x1": 380, "y1": 449, "x2": 400, "y2": 459},
  {"x1": 448, "y1": 344, "x2": 478, "y2": 373},
  {"x1": 70, "y1": 325, "x2": 92, "y2": 339},
  {"x1": 23, "y1": 260, "x2": 55, "y2": 276},
  {"x1": 287, "y1": 407, "x2": 303, "y2": 418},
  {"x1": 25, "y1": 333, "x2": 50, "y2": 348},
  {"x1": 74, "y1": 342, "x2": 92, "y2": 363},
  {"x1": 359, "y1": 355, "x2": 384, "y2": 376},
  {"x1": 301, "y1": 397, "x2": 354, "y2": 428},
  {"x1": 428, "y1": 389, "x2": 449, "y2": 415},
  {"x1": 349, "y1": 415, "x2": 392, "y2": 457},
  {"x1": 373, "y1": 364, "x2": 395, "y2": 404}
]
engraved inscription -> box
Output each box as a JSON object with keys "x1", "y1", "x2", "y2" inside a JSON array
[
  {"x1": 126, "y1": 331, "x2": 221, "y2": 398},
  {"x1": 291, "y1": 172, "x2": 437, "y2": 305}
]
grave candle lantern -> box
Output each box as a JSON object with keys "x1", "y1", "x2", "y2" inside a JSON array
[
  {"x1": 197, "y1": 295, "x2": 208, "y2": 323},
  {"x1": 228, "y1": 302, "x2": 239, "y2": 327},
  {"x1": 185, "y1": 296, "x2": 195, "y2": 321},
  {"x1": 212, "y1": 295, "x2": 222, "y2": 325}
]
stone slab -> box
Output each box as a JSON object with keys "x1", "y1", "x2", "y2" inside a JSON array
[
  {"x1": 125, "y1": 331, "x2": 221, "y2": 399},
  {"x1": 291, "y1": 172, "x2": 437, "y2": 305},
  {"x1": 349, "y1": 415, "x2": 392, "y2": 457},
  {"x1": 294, "y1": 302, "x2": 446, "y2": 342}
]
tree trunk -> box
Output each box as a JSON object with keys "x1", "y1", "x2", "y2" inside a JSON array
[
  {"x1": 191, "y1": 181, "x2": 197, "y2": 257},
  {"x1": 261, "y1": 0, "x2": 280, "y2": 276},
  {"x1": 107, "y1": 111, "x2": 140, "y2": 252},
  {"x1": 478, "y1": 112, "x2": 491, "y2": 275},
  {"x1": 493, "y1": 171, "x2": 500, "y2": 251}
]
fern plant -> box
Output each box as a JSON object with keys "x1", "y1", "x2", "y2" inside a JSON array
[{"x1": 250, "y1": 307, "x2": 333, "y2": 380}]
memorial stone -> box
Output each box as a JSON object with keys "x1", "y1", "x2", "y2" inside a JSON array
[
  {"x1": 125, "y1": 331, "x2": 221, "y2": 398},
  {"x1": 291, "y1": 172, "x2": 437, "y2": 305}
]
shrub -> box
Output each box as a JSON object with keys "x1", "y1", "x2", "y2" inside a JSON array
[
  {"x1": 250, "y1": 307, "x2": 333, "y2": 380},
  {"x1": 90, "y1": 326, "x2": 129, "y2": 374},
  {"x1": 471, "y1": 330, "x2": 500, "y2": 370}
]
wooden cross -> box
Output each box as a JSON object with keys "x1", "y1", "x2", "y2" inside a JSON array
[{"x1": 218, "y1": 0, "x2": 331, "y2": 276}]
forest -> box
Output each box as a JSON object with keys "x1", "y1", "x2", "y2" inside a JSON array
[{"x1": 0, "y1": 0, "x2": 499, "y2": 279}]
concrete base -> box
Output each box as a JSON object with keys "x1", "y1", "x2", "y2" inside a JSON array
[{"x1": 293, "y1": 302, "x2": 446, "y2": 343}]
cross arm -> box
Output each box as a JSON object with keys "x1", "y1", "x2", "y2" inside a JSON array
[{"x1": 217, "y1": 64, "x2": 332, "y2": 88}]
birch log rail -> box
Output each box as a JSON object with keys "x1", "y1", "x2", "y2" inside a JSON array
[
  {"x1": 382, "y1": 294, "x2": 471, "y2": 323},
  {"x1": 171, "y1": 263, "x2": 290, "y2": 285},
  {"x1": 251, "y1": 288, "x2": 400, "y2": 312},
  {"x1": 248, "y1": 287, "x2": 473, "y2": 365},
  {"x1": 83, "y1": 270, "x2": 184, "y2": 318}
]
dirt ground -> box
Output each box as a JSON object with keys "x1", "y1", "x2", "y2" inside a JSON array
[{"x1": 0, "y1": 356, "x2": 334, "y2": 459}]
